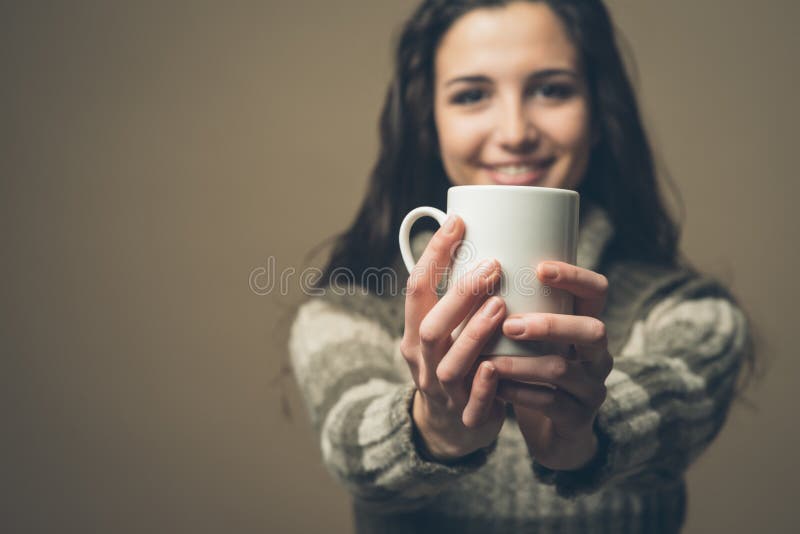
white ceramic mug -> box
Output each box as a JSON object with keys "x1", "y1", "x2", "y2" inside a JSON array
[{"x1": 398, "y1": 185, "x2": 579, "y2": 356}]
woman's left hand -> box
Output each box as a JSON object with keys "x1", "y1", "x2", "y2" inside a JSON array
[{"x1": 488, "y1": 261, "x2": 614, "y2": 471}]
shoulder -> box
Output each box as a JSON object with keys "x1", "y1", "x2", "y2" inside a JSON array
[
  {"x1": 641, "y1": 277, "x2": 751, "y2": 362},
  {"x1": 607, "y1": 259, "x2": 751, "y2": 359},
  {"x1": 289, "y1": 293, "x2": 403, "y2": 375},
  {"x1": 603, "y1": 257, "x2": 737, "y2": 311},
  {"x1": 601, "y1": 258, "x2": 750, "y2": 357},
  {"x1": 292, "y1": 285, "x2": 406, "y2": 341}
]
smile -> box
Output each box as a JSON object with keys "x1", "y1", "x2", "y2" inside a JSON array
[{"x1": 483, "y1": 158, "x2": 555, "y2": 185}]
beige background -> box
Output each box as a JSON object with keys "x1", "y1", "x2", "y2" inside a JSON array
[{"x1": 2, "y1": 1, "x2": 797, "y2": 532}]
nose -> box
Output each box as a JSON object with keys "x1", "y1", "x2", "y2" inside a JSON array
[{"x1": 497, "y1": 97, "x2": 538, "y2": 151}]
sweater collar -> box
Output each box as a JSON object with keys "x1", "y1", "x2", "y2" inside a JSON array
[
  {"x1": 576, "y1": 199, "x2": 615, "y2": 272},
  {"x1": 408, "y1": 198, "x2": 615, "y2": 273}
]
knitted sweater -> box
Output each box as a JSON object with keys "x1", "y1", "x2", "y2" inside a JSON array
[{"x1": 289, "y1": 201, "x2": 752, "y2": 533}]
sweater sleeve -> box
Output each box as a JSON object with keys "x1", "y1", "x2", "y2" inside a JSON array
[
  {"x1": 288, "y1": 294, "x2": 494, "y2": 512},
  {"x1": 531, "y1": 291, "x2": 752, "y2": 499}
]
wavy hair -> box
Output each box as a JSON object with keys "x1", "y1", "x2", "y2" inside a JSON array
[
  {"x1": 316, "y1": 0, "x2": 681, "y2": 291},
  {"x1": 306, "y1": 0, "x2": 763, "y2": 399}
]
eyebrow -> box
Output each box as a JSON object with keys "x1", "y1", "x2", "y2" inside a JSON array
[{"x1": 444, "y1": 68, "x2": 578, "y2": 87}]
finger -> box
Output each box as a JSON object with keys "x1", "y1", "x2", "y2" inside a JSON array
[
  {"x1": 418, "y1": 258, "x2": 501, "y2": 354},
  {"x1": 537, "y1": 261, "x2": 608, "y2": 318},
  {"x1": 418, "y1": 260, "x2": 500, "y2": 404},
  {"x1": 573, "y1": 345, "x2": 615, "y2": 383},
  {"x1": 403, "y1": 215, "x2": 465, "y2": 343},
  {"x1": 462, "y1": 362, "x2": 500, "y2": 428},
  {"x1": 415, "y1": 335, "x2": 453, "y2": 405},
  {"x1": 496, "y1": 380, "x2": 595, "y2": 429},
  {"x1": 487, "y1": 355, "x2": 608, "y2": 409},
  {"x1": 502, "y1": 313, "x2": 608, "y2": 354},
  {"x1": 436, "y1": 296, "x2": 505, "y2": 402}
]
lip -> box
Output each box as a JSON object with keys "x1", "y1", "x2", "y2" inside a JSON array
[{"x1": 483, "y1": 158, "x2": 555, "y2": 186}]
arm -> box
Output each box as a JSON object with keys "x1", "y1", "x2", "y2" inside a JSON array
[
  {"x1": 530, "y1": 292, "x2": 752, "y2": 498},
  {"x1": 289, "y1": 294, "x2": 493, "y2": 512}
]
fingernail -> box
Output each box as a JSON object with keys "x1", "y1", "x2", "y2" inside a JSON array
[
  {"x1": 443, "y1": 215, "x2": 457, "y2": 234},
  {"x1": 475, "y1": 258, "x2": 498, "y2": 279},
  {"x1": 482, "y1": 297, "x2": 503, "y2": 318},
  {"x1": 505, "y1": 318, "x2": 525, "y2": 336},
  {"x1": 481, "y1": 363, "x2": 495, "y2": 380},
  {"x1": 539, "y1": 263, "x2": 558, "y2": 279}
]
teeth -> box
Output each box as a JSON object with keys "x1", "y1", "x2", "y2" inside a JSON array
[{"x1": 494, "y1": 165, "x2": 538, "y2": 175}]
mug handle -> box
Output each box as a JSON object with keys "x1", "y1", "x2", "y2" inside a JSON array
[{"x1": 398, "y1": 206, "x2": 448, "y2": 273}]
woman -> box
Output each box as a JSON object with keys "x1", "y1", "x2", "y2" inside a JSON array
[{"x1": 289, "y1": 1, "x2": 757, "y2": 532}]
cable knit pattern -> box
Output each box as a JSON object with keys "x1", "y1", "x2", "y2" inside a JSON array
[{"x1": 289, "y1": 201, "x2": 752, "y2": 533}]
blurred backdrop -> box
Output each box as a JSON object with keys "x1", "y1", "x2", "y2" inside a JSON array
[{"x1": 2, "y1": 1, "x2": 797, "y2": 532}]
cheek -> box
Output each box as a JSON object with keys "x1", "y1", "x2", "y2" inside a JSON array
[
  {"x1": 536, "y1": 102, "x2": 592, "y2": 152},
  {"x1": 436, "y1": 111, "x2": 487, "y2": 163}
]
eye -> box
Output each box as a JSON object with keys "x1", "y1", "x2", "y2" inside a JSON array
[
  {"x1": 532, "y1": 83, "x2": 575, "y2": 100},
  {"x1": 451, "y1": 88, "x2": 486, "y2": 105}
]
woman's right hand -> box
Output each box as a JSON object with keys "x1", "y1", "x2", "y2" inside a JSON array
[{"x1": 400, "y1": 214, "x2": 507, "y2": 463}]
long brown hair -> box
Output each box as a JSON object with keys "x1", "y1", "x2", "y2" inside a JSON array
[
  {"x1": 317, "y1": 0, "x2": 680, "y2": 292},
  {"x1": 304, "y1": 0, "x2": 763, "y2": 403}
]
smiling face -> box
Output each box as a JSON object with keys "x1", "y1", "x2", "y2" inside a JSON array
[{"x1": 433, "y1": 1, "x2": 594, "y2": 189}]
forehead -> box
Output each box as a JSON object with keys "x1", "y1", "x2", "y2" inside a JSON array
[{"x1": 435, "y1": 2, "x2": 579, "y2": 80}]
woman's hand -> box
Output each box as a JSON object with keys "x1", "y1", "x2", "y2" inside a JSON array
[
  {"x1": 489, "y1": 261, "x2": 613, "y2": 471},
  {"x1": 401, "y1": 215, "x2": 508, "y2": 463}
]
